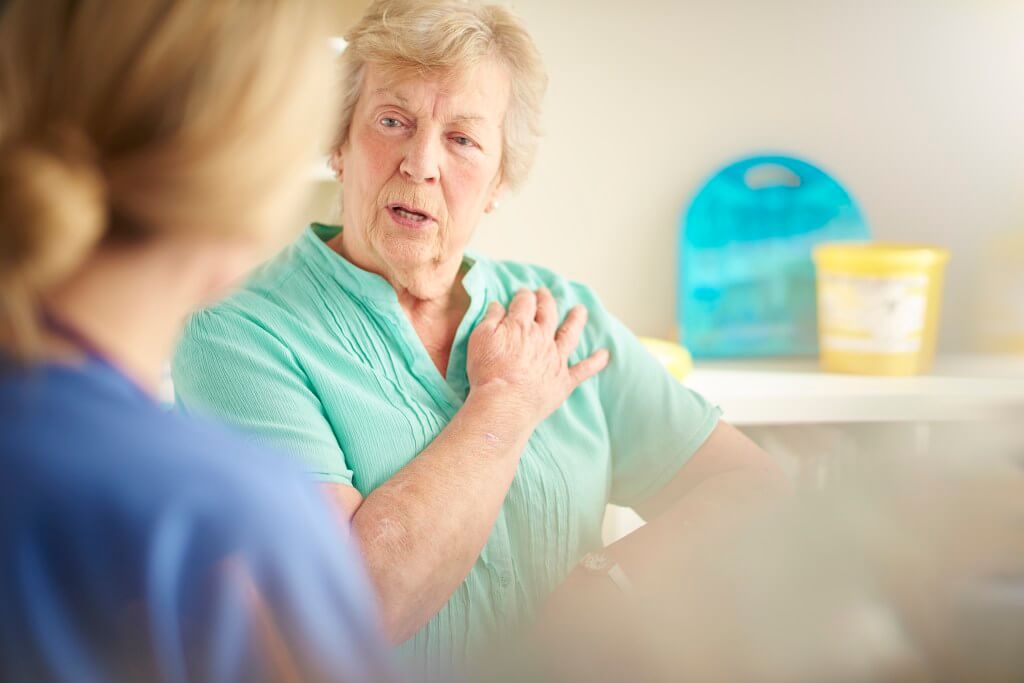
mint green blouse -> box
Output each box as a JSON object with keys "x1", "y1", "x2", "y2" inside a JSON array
[{"x1": 172, "y1": 224, "x2": 720, "y2": 674}]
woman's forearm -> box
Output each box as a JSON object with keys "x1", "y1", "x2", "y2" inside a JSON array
[
  {"x1": 607, "y1": 467, "x2": 789, "y2": 586},
  {"x1": 545, "y1": 466, "x2": 789, "y2": 615},
  {"x1": 531, "y1": 469, "x2": 790, "y2": 680},
  {"x1": 350, "y1": 383, "x2": 534, "y2": 644}
]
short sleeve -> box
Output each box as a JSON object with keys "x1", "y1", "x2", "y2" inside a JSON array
[
  {"x1": 580, "y1": 290, "x2": 721, "y2": 509},
  {"x1": 159, "y1": 463, "x2": 396, "y2": 683},
  {"x1": 172, "y1": 308, "x2": 353, "y2": 485}
]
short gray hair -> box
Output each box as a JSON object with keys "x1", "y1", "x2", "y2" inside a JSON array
[{"x1": 335, "y1": 0, "x2": 548, "y2": 189}]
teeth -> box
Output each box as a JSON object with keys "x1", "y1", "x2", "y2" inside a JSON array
[{"x1": 394, "y1": 207, "x2": 426, "y2": 221}]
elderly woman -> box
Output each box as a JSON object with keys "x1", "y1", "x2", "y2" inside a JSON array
[{"x1": 172, "y1": 0, "x2": 784, "y2": 673}]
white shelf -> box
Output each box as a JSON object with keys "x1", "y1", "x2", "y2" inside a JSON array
[{"x1": 685, "y1": 355, "x2": 1024, "y2": 426}]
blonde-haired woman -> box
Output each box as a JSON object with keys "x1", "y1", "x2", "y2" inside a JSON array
[
  {"x1": 0, "y1": 1, "x2": 394, "y2": 681},
  {"x1": 174, "y1": 0, "x2": 786, "y2": 676}
]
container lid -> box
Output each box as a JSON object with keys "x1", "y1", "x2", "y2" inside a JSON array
[
  {"x1": 813, "y1": 242, "x2": 951, "y2": 271},
  {"x1": 683, "y1": 154, "x2": 869, "y2": 248}
]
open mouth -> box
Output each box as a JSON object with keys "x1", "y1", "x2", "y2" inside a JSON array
[{"x1": 387, "y1": 203, "x2": 434, "y2": 228}]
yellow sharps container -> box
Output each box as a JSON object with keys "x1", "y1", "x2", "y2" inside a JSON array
[{"x1": 813, "y1": 243, "x2": 950, "y2": 375}]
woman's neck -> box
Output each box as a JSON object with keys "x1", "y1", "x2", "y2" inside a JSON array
[
  {"x1": 393, "y1": 279, "x2": 469, "y2": 319},
  {"x1": 398, "y1": 284, "x2": 470, "y2": 378},
  {"x1": 43, "y1": 244, "x2": 216, "y2": 395},
  {"x1": 328, "y1": 228, "x2": 471, "y2": 375}
]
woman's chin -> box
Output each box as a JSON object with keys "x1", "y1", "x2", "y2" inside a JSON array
[
  {"x1": 379, "y1": 234, "x2": 429, "y2": 258},
  {"x1": 376, "y1": 238, "x2": 441, "y2": 273}
]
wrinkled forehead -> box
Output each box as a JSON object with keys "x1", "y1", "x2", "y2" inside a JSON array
[{"x1": 358, "y1": 59, "x2": 511, "y2": 125}]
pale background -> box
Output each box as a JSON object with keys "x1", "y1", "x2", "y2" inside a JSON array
[{"x1": 309, "y1": 0, "x2": 1024, "y2": 352}]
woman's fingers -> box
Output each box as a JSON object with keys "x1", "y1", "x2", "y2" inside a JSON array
[
  {"x1": 468, "y1": 294, "x2": 609, "y2": 425},
  {"x1": 534, "y1": 287, "x2": 557, "y2": 333},
  {"x1": 569, "y1": 348, "x2": 610, "y2": 387},
  {"x1": 507, "y1": 288, "x2": 537, "y2": 324},
  {"x1": 479, "y1": 300, "x2": 506, "y2": 330},
  {"x1": 554, "y1": 305, "x2": 588, "y2": 358}
]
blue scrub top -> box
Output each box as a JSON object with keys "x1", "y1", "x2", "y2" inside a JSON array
[{"x1": 0, "y1": 358, "x2": 395, "y2": 683}]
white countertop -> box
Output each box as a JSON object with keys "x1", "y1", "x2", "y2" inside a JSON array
[{"x1": 685, "y1": 355, "x2": 1024, "y2": 426}]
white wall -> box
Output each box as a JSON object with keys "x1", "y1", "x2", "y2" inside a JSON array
[{"x1": 311, "y1": 0, "x2": 1024, "y2": 351}]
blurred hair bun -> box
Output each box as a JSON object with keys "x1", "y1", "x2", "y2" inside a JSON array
[{"x1": 0, "y1": 129, "x2": 106, "y2": 291}]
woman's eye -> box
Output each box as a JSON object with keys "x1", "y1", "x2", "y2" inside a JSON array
[
  {"x1": 451, "y1": 136, "x2": 475, "y2": 147},
  {"x1": 380, "y1": 117, "x2": 402, "y2": 128}
]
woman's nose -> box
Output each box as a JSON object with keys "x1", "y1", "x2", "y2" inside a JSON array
[{"x1": 399, "y1": 130, "x2": 440, "y2": 184}]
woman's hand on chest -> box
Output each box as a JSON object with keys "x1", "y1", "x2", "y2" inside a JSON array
[{"x1": 467, "y1": 287, "x2": 609, "y2": 428}]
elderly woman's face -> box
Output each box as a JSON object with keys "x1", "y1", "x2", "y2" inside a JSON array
[{"x1": 335, "y1": 61, "x2": 510, "y2": 294}]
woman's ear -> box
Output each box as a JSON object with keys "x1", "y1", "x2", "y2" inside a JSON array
[
  {"x1": 485, "y1": 181, "x2": 506, "y2": 214},
  {"x1": 328, "y1": 146, "x2": 344, "y2": 181}
]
